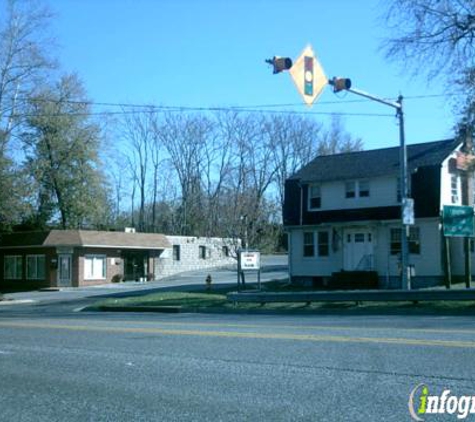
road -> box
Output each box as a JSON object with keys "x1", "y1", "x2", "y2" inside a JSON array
[
  {"x1": 1, "y1": 256, "x2": 475, "y2": 421},
  {"x1": 2, "y1": 310, "x2": 475, "y2": 421}
]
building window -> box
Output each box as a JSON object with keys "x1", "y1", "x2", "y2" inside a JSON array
[
  {"x1": 359, "y1": 180, "x2": 370, "y2": 197},
  {"x1": 84, "y1": 255, "x2": 106, "y2": 280},
  {"x1": 173, "y1": 245, "x2": 181, "y2": 261},
  {"x1": 390, "y1": 227, "x2": 421, "y2": 255},
  {"x1": 26, "y1": 255, "x2": 45, "y2": 280},
  {"x1": 345, "y1": 181, "x2": 356, "y2": 198},
  {"x1": 199, "y1": 246, "x2": 207, "y2": 259},
  {"x1": 222, "y1": 246, "x2": 229, "y2": 257},
  {"x1": 4, "y1": 255, "x2": 22, "y2": 279},
  {"x1": 451, "y1": 174, "x2": 459, "y2": 204},
  {"x1": 308, "y1": 185, "x2": 321, "y2": 209},
  {"x1": 303, "y1": 232, "x2": 314, "y2": 257},
  {"x1": 318, "y1": 231, "x2": 330, "y2": 257},
  {"x1": 346, "y1": 180, "x2": 369, "y2": 198}
]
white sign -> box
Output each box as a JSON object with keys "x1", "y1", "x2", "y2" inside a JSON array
[
  {"x1": 239, "y1": 251, "x2": 261, "y2": 271},
  {"x1": 289, "y1": 44, "x2": 327, "y2": 107},
  {"x1": 403, "y1": 198, "x2": 415, "y2": 225}
]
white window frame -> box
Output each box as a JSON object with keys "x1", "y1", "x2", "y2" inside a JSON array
[
  {"x1": 84, "y1": 254, "x2": 106, "y2": 280},
  {"x1": 308, "y1": 185, "x2": 321, "y2": 210},
  {"x1": 345, "y1": 180, "x2": 370, "y2": 199},
  {"x1": 26, "y1": 255, "x2": 46, "y2": 280},
  {"x1": 4, "y1": 255, "x2": 22, "y2": 280},
  {"x1": 451, "y1": 174, "x2": 459, "y2": 204},
  {"x1": 317, "y1": 231, "x2": 330, "y2": 257},
  {"x1": 303, "y1": 232, "x2": 315, "y2": 257}
]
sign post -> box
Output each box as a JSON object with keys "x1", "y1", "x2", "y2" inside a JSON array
[
  {"x1": 238, "y1": 250, "x2": 261, "y2": 291},
  {"x1": 442, "y1": 205, "x2": 474, "y2": 289}
]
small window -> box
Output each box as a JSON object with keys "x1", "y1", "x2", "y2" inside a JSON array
[
  {"x1": 359, "y1": 180, "x2": 370, "y2": 197},
  {"x1": 390, "y1": 227, "x2": 420, "y2": 255},
  {"x1": 308, "y1": 185, "x2": 321, "y2": 209},
  {"x1": 199, "y1": 246, "x2": 207, "y2": 259},
  {"x1": 451, "y1": 174, "x2": 459, "y2": 204},
  {"x1": 345, "y1": 181, "x2": 356, "y2": 198},
  {"x1": 26, "y1": 255, "x2": 45, "y2": 280},
  {"x1": 173, "y1": 245, "x2": 181, "y2": 261},
  {"x1": 354, "y1": 233, "x2": 365, "y2": 243},
  {"x1": 84, "y1": 255, "x2": 106, "y2": 280},
  {"x1": 222, "y1": 246, "x2": 229, "y2": 257},
  {"x1": 303, "y1": 232, "x2": 315, "y2": 257},
  {"x1": 4, "y1": 255, "x2": 22, "y2": 279},
  {"x1": 318, "y1": 231, "x2": 330, "y2": 257}
]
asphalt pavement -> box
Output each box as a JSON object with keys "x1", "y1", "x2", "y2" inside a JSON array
[{"x1": 1, "y1": 311, "x2": 475, "y2": 421}]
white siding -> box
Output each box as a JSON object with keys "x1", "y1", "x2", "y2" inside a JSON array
[
  {"x1": 440, "y1": 150, "x2": 462, "y2": 208},
  {"x1": 289, "y1": 218, "x2": 443, "y2": 279},
  {"x1": 315, "y1": 176, "x2": 398, "y2": 211}
]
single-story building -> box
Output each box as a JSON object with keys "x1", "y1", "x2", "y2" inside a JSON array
[{"x1": 0, "y1": 230, "x2": 238, "y2": 290}]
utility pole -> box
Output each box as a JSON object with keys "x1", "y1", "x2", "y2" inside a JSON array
[{"x1": 329, "y1": 79, "x2": 412, "y2": 290}]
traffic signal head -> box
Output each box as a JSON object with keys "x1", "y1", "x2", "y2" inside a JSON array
[
  {"x1": 330, "y1": 77, "x2": 352, "y2": 92},
  {"x1": 265, "y1": 56, "x2": 293, "y2": 74}
]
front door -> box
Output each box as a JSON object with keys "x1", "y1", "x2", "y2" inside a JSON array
[
  {"x1": 343, "y1": 230, "x2": 374, "y2": 271},
  {"x1": 58, "y1": 254, "x2": 72, "y2": 287}
]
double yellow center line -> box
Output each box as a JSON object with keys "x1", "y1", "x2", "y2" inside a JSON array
[{"x1": 1, "y1": 320, "x2": 475, "y2": 349}]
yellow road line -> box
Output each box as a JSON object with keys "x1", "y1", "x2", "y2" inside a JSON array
[
  {"x1": 0, "y1": 321, "x2": 475, "y2": 349},
  {"x1": 39, "y1": 317, "x2": 475, "y2": 336}
]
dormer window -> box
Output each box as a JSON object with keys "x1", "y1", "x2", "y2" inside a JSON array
[{"x1": 308, "y1": 185, "x2": 321, "y2": 210}]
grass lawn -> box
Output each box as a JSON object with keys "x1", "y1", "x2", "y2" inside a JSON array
[{"x1": 90, "y1": 280, "x2": 475, "y2": 314}]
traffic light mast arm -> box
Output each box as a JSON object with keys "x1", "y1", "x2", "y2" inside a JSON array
[{"x1": 329, "y1": 77, "x2": 401, "y2": 110}]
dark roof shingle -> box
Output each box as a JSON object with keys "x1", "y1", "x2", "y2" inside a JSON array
[{"x1": 290, "y1": 139, "x2": 461, "y2": 183}]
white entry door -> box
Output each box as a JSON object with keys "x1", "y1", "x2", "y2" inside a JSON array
[
  {"x1": 58, "y1": 254, "x2": 72, "y2": 287},
  {"x1": 343, "y1": 230, "x2": 374, "y2": 271}
]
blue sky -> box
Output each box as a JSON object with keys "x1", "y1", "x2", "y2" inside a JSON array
[{"x1": 49, "y1": 0, "x2": 458, "y2": 151}]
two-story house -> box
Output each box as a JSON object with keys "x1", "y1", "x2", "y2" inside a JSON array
[{"x1": 283, "y1": 138, "x2": 474, "y2": 289}]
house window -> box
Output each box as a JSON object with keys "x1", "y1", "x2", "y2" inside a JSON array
[
  {"x1": 317, "y1": 231, "x2": 330, "y2": 257},
  {"x1": 303, "y1": 232, "x2": 314, "y2": 257},
  {"x1": 173, "y1": 245, "x2": 181, "y2": 261},
  {"x1": 199, "y1": 246, "x2": 207, "y2": 259},
  {"x1": 26, "y1": 255, "x2": 46, "y2": 280},
  {"x1": 390, "y1": 227, "x2": 421, "y2": 255},
  {"x1": 222, "y1": 246, "x2": 229, "y2": 257},
  {"x1": 451, "y1": 174, "x2": 459, "y2": 204},
  {"x1": 308, "y1": 185, "x2": 321, "y2": 209},
  {"x1": 84, "y1": 255, "x2": 106, "y2": 280},
  {"x1": 345, "y1": 181, "x2": 356, "y2": 198},
  {"x1": 359, "y1": 180, "x2": 370, "y2": 197},
  {"x1": 346, "y1": 180, "x2": 369, "y2": 198},
  {"x1": 4, "y1": 255, "x2": 22, "y2": 279}
]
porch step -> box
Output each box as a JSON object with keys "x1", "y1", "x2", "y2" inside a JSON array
[{"x1": 329, "y1": 271, "x2": 379, "y2": 290}]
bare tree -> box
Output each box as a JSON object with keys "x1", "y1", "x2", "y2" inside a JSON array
[
  {"x1": 381, "y1": 0, "x2": 475, "y2": 125},
  {"x1": 0, "y1": 0, "x2": 55, "y2": 150}
]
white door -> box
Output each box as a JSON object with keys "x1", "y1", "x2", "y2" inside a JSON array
[
  {"x1": 58, "y1": 254, "x2": 72, "y2": 287},
  {"x1": 343, "y1": 230, "x2": 374, "y2": 271}
]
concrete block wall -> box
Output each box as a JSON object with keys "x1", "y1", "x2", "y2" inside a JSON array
[{"x1": 155, "y1": 236, "x2": 239, "y2": 279}]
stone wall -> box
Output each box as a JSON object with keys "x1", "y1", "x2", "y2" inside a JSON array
[{"x1": 155, "y1": 236, "x2": 239, "y2": 279}]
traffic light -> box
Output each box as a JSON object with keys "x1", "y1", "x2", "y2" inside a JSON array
[
  {"x1": 265, "y1": 56, "x2": 293, "y2": 74},
  {"x1": 330, "y1": 77, "x2": 352, "y2": 92}
]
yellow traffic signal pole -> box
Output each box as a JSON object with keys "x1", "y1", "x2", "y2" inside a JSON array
[{"x1": 329, "y1": 79, "x2": 411, "y2": 290}]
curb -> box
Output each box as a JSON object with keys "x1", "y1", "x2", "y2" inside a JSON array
[{"x1": 97, "y1": 305, "x2": 182, "y2": 313}]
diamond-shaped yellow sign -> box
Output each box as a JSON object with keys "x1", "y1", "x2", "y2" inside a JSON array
[{"x1": 289, "y1": 45, "x2": 327, "y2": 107}]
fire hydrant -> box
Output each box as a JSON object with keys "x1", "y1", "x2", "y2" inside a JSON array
[{"x1": 205, "y1": 274, "x2": 212, "y2": 291}]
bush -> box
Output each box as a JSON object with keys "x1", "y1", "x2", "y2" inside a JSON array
[{"x1": 111, "y1": 274, "x2": 123, "y2": 283}]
